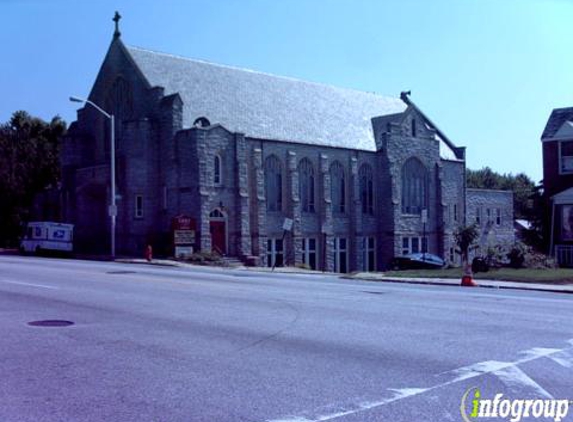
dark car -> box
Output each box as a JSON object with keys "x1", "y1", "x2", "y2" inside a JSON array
[{"x1": 391, "y1": 253, "x2": 446, "y2": 270}]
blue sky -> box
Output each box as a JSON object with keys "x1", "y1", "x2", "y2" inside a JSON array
[{"x1": 1, "y1": 0, "x2": 572, "y2": 182}]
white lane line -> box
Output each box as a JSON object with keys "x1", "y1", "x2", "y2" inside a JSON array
[
  {"x1": 0, "y1": 279, "x2": 60, "y2": 290},
  {"x1": 446, "y1": 347, "x2": 562, "y2": 383},
  {"x1": 549, "y1": 350, "x2": 573, "y2": 368},
  {"x1": 493, "y1": 365, "x2": 554, "y2": 399},
  {"x1": 266, "y1": 340, "x2": 573, "y2": 422}
]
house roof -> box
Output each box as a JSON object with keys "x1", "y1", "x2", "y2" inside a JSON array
[
  {"x1": 125, "y1": 45, "x2": 407, "y2": 151},
  {"x1": 515, "y1": 219, "x2": 532, "y2": 230},
  {"x1": 542, "y1": 107, "x2": 573, "y2": 140},
  {"x1": 552, "y1": 186, "x2": 573, "y2": 204}
]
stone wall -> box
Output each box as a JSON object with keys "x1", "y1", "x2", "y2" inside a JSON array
[{"x1": 466, "y1": 188, "x2": 515, "y2": 256}]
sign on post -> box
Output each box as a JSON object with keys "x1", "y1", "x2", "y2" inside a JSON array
[
  {"x1": 282, "y1": 218, "x2": 294, "y2": 232},
  {"x1": 172, "y1": 215, "x2": 197, "y2": 259}
]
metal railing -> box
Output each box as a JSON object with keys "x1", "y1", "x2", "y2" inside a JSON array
[{"x1": 555, "y1": 245, "x2": 573, "y2": 267}]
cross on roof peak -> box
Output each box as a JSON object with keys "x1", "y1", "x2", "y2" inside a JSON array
[{"x1": 113, "y1": 11, "x2": 122, "y2": 38}]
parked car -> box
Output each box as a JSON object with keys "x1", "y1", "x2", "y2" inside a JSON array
[
  {"x1": 391, "y1": 253, "x2": 446, "y2": 270},
  {"x1": 20, "y1": 222, "x2": 74, "y2": 255}
]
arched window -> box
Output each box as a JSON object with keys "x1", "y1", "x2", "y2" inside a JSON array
[
  {"x1": 209, "y1": 208, "x2": 225, "y2": 218},
  {"x1": 298, "y1": 158, "x2": 315, "y2": 213},
  {"x1": 265, "y1": 155, "x2": 283, "y2": 212},
  {"x1": 330, "y1": 161, "x2": 346, "y2": 214},
  {"x1": 411, "y1": 118, "x2": 417, "y2": 138},
  {"x1": 402, "y1": 157, "x2": 428, "y2": 215},
  {"x1": 214, "y1": 154, "x2": 222, "y2": 185},
  {"x1": 359, "y1": 163, "x2": 374, "y2": 215}
]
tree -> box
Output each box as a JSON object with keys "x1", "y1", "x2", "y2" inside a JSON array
[
  {"x1": 454, "y1": 224, "x2": 480, "y2": 267},
  {"x1": 0, "y1": 111, "x2": 66, "y2": 246}
]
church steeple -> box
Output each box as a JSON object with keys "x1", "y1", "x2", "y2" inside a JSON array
[{"x1": 113, "y1": 11, "x2": 122, "y2": 38}]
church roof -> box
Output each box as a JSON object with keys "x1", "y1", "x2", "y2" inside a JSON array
[
  {"x1": 125, "y1": 45, "x2": 407, "y2": 151},
  {"x1": 542, "y1": 107, "x2": 573, "y2": 140}
]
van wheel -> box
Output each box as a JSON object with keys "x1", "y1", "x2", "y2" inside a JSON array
[{"x1": 35, "y1": 246, "x2": 42, "y2": 256}]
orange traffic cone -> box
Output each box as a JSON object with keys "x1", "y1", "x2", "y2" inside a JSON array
[{"x1": 461, "y1": 263, "x2": 477, "y2": 287}]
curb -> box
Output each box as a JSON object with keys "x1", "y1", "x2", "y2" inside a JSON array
[
  {"x1": 114, "y1": 259, "x2": 184, "y2": 268},
  {"x1": 344, "y1": 276, "x2": 573, "y2": 295}
]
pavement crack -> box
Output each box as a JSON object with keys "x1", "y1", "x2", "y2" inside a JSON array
[{"x1": 232, "y1": 299, "x2": 301, "y2": 354}]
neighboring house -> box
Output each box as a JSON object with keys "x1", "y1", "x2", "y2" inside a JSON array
[
  {"x1": 542, "y1": 106, "x2": 573, "y2": 266},
  {"x1": 61, "y1": 17, "x2": 512, "y2": 271}
]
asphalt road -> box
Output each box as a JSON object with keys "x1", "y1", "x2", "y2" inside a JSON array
[{"x1": 1, "y1": 255, "x2": 572, "y2": 422}]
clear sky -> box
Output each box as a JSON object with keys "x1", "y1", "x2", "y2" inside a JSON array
[{"x1": 1, "y1": 0, "x2": 572, "y2": 182}]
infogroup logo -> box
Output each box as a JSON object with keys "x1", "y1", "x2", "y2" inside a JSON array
[{"x1": 460, "y1": 387, "x2": 571, "y2": 422}]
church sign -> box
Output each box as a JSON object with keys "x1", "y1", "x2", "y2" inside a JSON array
[{"x1": 172, "y1": 215, "x2": 197, "y2": 259}]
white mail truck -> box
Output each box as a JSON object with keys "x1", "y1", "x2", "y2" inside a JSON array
[{"x1": 20, "y1": 222, "x2": 74, "y2": 254}]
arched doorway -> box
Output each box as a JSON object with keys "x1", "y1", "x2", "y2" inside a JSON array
[{"x1": 209, "y1": 208, "x2": 227, "y2": 255}]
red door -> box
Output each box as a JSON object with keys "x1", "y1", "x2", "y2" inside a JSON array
[{"x1": 210, "y1": 221, "x2": 226, "y2": 255}]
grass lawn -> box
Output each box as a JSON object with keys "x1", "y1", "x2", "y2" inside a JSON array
[{"x1": 383, "y1": 267, "x2": 573, "y2": 284}]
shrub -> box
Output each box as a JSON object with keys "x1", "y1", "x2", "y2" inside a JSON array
[
  {"x1": 507, "y1": 246, "x2": 525, "y2": 269},
  {"x1": 186, "y1": 250, "x2": 222, "y2": 264},
  {"x1": 506, "y1": 242, "x2": 556, "y2": 269}
]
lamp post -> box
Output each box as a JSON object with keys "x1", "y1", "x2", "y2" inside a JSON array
[{"x1": 70, "y1": 96, "x2": 116, "y2": 259}]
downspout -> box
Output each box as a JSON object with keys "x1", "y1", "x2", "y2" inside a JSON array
[{"x1": 550, "y1": 200, "x2": 556, "y2": 257}]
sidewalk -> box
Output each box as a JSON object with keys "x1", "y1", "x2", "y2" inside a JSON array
[
  {"x1": 344, "y1": 272, "x2": 573, "y2": 294},
  {"x1": 107, "y1": 258, "x2": 573, "y2": 294},
  {"x1": 114, "y1": 258, "x2": 325, "y2": 275}
]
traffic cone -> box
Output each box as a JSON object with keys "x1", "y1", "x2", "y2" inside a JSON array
[{"x1": 461, "y1": 263, "x2": 477, "y2": 287}]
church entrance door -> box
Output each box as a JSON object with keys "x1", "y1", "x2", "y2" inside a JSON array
[{"x1": 209, "y1": 208, "x2": 227, "y2": 255}]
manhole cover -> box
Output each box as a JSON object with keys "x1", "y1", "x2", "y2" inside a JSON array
[
  {"x1": 27, "y1": 320, "x2": 74, "y2": 327},
  {"x1": 106, "y1": 270, "x2": 136, "y2": 275}
]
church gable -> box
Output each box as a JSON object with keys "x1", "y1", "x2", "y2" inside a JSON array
[
  {"x1": 398, "y1": 108, "x2": 434, "y2": 140},
  {"x1": 85, "y1": 38, "x2": 153, "y2": 127}
]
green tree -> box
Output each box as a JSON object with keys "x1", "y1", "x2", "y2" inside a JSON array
[
  {"x1": 454, "y1": 224, "x2": 480, "y2": 267},
  {"x1": 0, "y1": 111, "x2": 66, "y2": 246}
]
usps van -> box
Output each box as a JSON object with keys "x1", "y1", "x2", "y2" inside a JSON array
[{"x1": 20, "y1": 222, "x2": 74, "y2": 254}]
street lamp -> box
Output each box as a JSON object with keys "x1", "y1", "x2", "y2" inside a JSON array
[{"x1": 69, "y1": 96, "x2": 117, "y2": 259}]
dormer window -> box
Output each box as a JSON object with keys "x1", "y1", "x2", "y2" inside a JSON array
[
  {"x1": 193, "y1": 117, "x2": 210, "y2": 127},
  {"x1": 560, "y1": 141, "x2": 573, "y2": 174}
]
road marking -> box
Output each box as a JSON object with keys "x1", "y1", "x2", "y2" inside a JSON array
[
  {"x1": 493, "y1": 365, "x2": 554, "y2": 399},
  {"x1": 266, "y1": 340, "x2": 573, "y2": 422},
  {"x1": 549, "y1": 350, "x2": 573, "y2": 368},
  {"x1": 0, "y1": 279, "x2": 59, "y2": 290}
]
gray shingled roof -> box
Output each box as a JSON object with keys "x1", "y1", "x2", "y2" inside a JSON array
[
  {"x1": 542, "y1": 107, "x2": 573, "y2": 139},
  {"x1": 126, "y1": 45, "x2": 407, "y2": 151}
]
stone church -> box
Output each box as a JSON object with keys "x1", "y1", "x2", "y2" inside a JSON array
[{"x1": 62, "y1": 17, "x2": 514, "y2": 271}]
